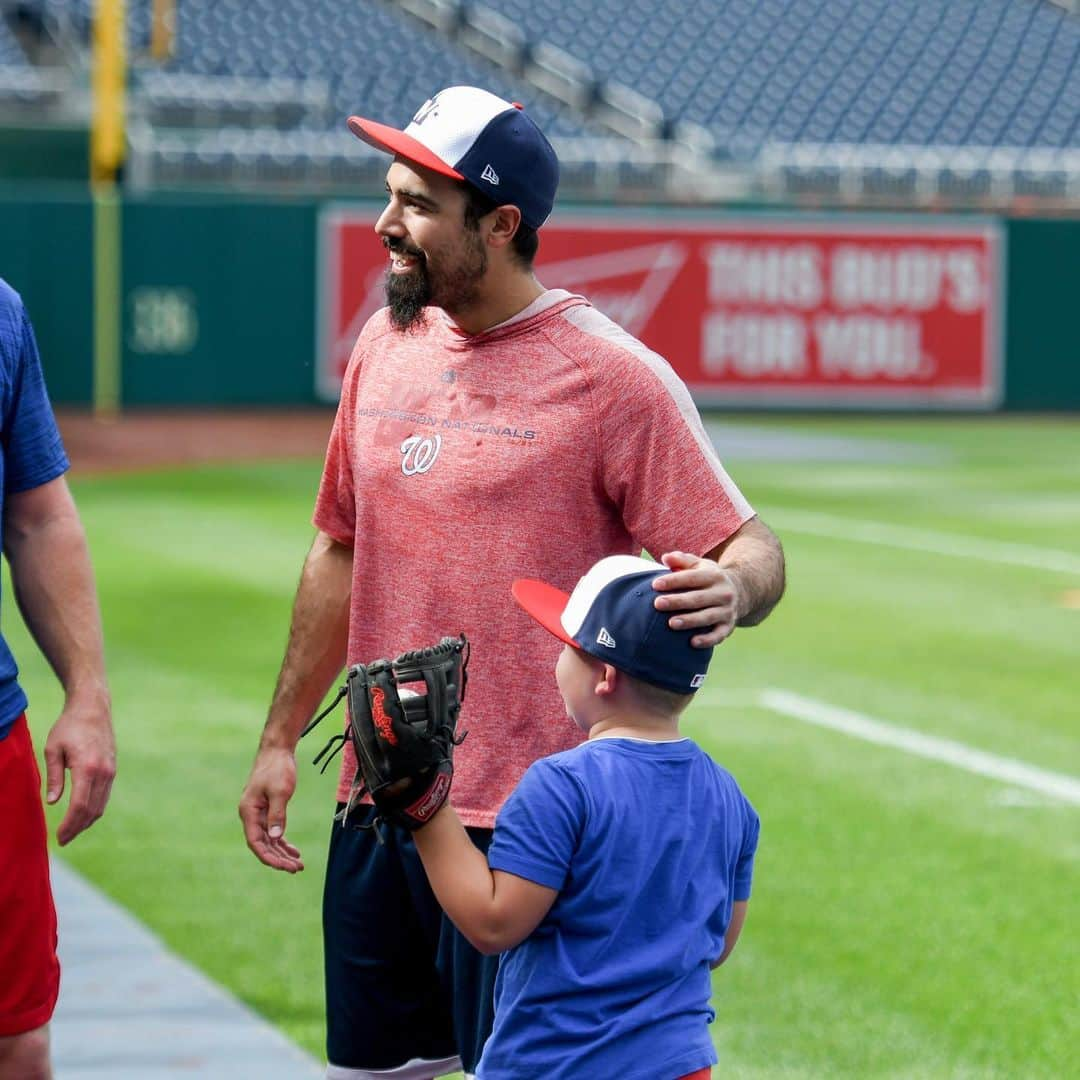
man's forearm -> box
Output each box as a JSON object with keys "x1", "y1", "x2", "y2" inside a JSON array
[
  {"x1": 239, "y1": 530, "x2": 349, "y2": 871},
  {"x1": 6, "y1": 478, "x2": 115, "y2": 844},
  {"x1": 712, "y1": 516, "x2": 786, "y2": 627},
  {"x1": 6, "y1": 501, "x2": 108, "y2": 707},
  {"x1": 261, "y1": 530, "x2": 352, "y2": 751}
]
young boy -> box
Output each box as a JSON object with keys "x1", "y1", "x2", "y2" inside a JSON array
[{"x1": 413, "y1": 554, "x2": 761, "y2": 1079}]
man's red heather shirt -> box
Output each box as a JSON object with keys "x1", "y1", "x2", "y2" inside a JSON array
[{"x1": 314, "y1": 290, "x2": 753, "y2": 827}]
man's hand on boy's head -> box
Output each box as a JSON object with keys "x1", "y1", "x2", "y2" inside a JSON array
[
  {"x1": 655, "y1": 518, "x2": 786, "y2": 645},
  {"x1": 652, "y1": 551, "x2": 743, "y2": 648}
]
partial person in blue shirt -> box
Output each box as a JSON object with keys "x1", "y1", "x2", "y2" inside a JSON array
[
  {"x1": 412, "y1": 553, "x2": 760, "y2": 1080},
  {"x1": 0, "y1": 279, "x2": 114, "y2": 1080}
]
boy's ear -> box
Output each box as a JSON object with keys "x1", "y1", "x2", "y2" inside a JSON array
[{"x1": 595, "y1": 664, "x2": 619, "y2": 698}]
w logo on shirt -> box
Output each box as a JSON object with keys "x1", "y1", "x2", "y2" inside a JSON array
[
  {"x1": 400, "y1": 434, "x2": 441, "y2": 476},
  {"x1": 596, "y1": 627, "x2": 617, "y2": 648}
]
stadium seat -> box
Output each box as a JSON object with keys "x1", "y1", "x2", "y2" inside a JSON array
[
  {"x1": 472, "y1": 0, "x2": 1079, "y2": 156},
  {"x1": 10, "y1": 0, "x2": 1078, "y2": 197}
]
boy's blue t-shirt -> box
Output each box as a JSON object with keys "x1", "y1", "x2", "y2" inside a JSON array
[
  {"x1": 0, "y1": 280, "x2": 70, "y2": 739},
  {"x1": 482, "y1": 736, "x2": 759, "y2": 1080}
]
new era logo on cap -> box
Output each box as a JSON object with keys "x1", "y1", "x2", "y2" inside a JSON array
[
  {"x1": 511, "y1": 555, "x2": 717, "y2": 694},
  {"x1": 347, "y1": 86, "x2": 559, "y2": 229}
]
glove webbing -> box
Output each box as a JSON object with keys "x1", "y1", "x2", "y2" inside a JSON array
[{"x1": 298, "y1": 644, "x2": 468, "y2": 839}]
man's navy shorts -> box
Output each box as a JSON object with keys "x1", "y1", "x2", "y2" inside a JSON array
[{"x1": 323, "y1": 804, "x2": 498, "y2": 1076}]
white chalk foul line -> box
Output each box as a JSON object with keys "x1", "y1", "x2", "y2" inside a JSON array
[
  {"x1": 757, "y1": 689, "x2": 1080, "y2": 805},
  {"x1": 770, "y1": 509, "x2": 1080, "y2": 577}
]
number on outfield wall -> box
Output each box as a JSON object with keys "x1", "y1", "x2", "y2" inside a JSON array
[{"x1": 128, "y1": 288, "x2": 199, "y2": 354}]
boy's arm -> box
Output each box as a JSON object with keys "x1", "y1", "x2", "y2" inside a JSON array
[
  {"x1": 413, "y1": 804, "x2": 558, "y2": 955},
  {"x1": 711, "y1": 900, "x2": 748, "y2": 968}
]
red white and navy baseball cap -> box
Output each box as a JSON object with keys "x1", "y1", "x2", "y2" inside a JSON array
[
  {"x1": 348, "y1": 85, "x2": 560, "y2": 230},
  {"x1": 512, "y1": 555, "x2": 713, "y2": 695}
]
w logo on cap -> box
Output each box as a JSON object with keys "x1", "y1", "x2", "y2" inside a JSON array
[
  {"x1": 596, "y1": 627, "x2": 616, "y2": 648},
  {"x1": 480, "y1": 163, "x2": 499, "y2": 185},
  {"x1": 412, "y1": 95, "x2": 441, "y2": 125}
]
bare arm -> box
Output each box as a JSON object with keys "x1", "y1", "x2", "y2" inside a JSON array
[
  {"x1": 711, "y1": 900, "x2": 748, "y2": 968},
  {"x1": 713, "y1": 515, "x2": 786, "y2": 628},
  {"x1": 238, "y1": 529, "x2": 352, "y2": 872},
  {"x1": 4, "y1": 475, "x2": 114, "y2": 845},
  {"x1": 412, "y1": 805, "x2": 558, "y2": 955},
  {"x1": 653, "y1": 516, "x2": 786, "y2": 647}
]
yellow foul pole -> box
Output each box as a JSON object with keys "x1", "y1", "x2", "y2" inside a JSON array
[{"x1": 91, "y1": 0, "x2": 125, "y2": 418}]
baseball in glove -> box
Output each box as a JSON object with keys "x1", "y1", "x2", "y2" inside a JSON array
[{"x1": 303, "y1": 635, "x2": 469, "y2": 834}]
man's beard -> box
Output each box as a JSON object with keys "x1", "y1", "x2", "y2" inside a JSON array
[
  {"x1": 384, "y1": 233, "x2": 487, "y2": 332},
  {"x1": 384, "y1": 250, "x2": 430, "y2": 333}
]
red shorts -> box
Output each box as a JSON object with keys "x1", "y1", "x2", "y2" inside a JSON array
[
  {"x1": 677, "y1": 1071, "x2": 712, "y2": 1080},
  {"x1": 0, "y1": 714, "x2": 60, "y2": 1036}
]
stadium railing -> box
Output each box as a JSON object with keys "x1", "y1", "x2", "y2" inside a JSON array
[
  {"x1": 0, "y1": 63, "x2": 64, "y2": 107},
  {"x1": 757, "y1": 142, "x2": 1080, "y2": 207},
  {"x1": 135, "y1": 71, "x2": 332, "y2": 132},
  {"x1": 125, "y1": 123, "x2": 740, "y2": 202}
]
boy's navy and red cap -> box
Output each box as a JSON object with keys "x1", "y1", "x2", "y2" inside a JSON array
[
  {"x1": 512, "y1": 555, "x2": 714, "y2": 694},
  {"x1": 347, "y1": 85, "x2": 559, "y2": 230}
]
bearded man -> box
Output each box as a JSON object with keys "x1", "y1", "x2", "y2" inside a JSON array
[{"x1": 239, "y1": 85, "x2": 785, "y2": 1080}]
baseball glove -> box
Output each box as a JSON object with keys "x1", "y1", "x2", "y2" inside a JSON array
[{"x1": 303, "y1": 635, "x2": 469, "y2": 834}]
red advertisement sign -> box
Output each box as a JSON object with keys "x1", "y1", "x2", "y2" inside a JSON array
[{"x1": 318, "y1": 210, "x2": 1002, "y2": 407}]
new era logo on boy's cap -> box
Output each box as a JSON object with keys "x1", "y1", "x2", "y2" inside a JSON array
[
  {"x1": 512, "y1": 555, "x2": 713, "y2": 694},
  {"x1": 347, "y1": 86, "x2": 559, "y2": 230}
]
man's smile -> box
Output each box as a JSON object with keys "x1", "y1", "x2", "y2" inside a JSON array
[
  {"x1": 389, "y1": 252, "x2": 421, "y2": 273},
  {"x1": 385, "y1": 239, "x2": 425, "y2": 273}
]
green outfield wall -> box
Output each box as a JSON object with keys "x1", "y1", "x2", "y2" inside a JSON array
[
  {"x1": 1003, "y1": 218, "x2": 1080, "y2": 410},
  {"x1": 0, "y1": 187, "x2": 94, "y2": 403},
  {"x1": 119, "y1": 196, "x2": 317, "y2": 406},
  {"x1": 0, "y1": 187, "x2": 1076, "y2": 410}
]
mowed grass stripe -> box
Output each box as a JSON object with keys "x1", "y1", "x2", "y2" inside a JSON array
[
  {"x1": 733, "y1": 462, "x2": 1080, "y2": 552},
  {"x1": 720, "y1": 417, "x2": 1080, "y2": 554},
  {"x1": 770, "y1": 508, "x2": 1080, "y2": 576},
  {"x1": 697, "y1": 688, "x2": 1080, "y2": 804},
  {"x1": 80, "y1": 498, "x2": 318, "y2": 597},
  {"x1": 729, "y1": 530, "x2": 1078, "y2": 768},
  {"x1": 683, "y1": 697, "x2": 1077, "y2": 866}
]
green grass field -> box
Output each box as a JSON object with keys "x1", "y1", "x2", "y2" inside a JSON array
[{"x1": 12, "y1": 415, "x2": 1079, "y2": 1077}]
